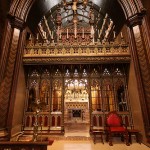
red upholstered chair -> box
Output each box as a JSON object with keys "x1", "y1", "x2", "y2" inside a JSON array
[{"x1": 105, "y1": 111, "x2": 129, "y2": 146}]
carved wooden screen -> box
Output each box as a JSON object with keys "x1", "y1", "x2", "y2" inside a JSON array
[
  {"x1": 102, "y1": 78, "x2": 115, "y2": 112},
  {"x1": 52, "y1": 68, "x2": 62, "y2": 112},
  {"x1": 27, "y1": 70, "x2": 40, "y2": 111},
  {"x1": 91, "y1": 79, "x2": 102, "y2": 111},
  {"x1": 40, "y1": 69, "x2": 50, "y2": 106},
  {"x1": 90, "y1": 66, "x2": 129, "y2": 113},
  {"x1": 24, "y1": 64, "x2": 130, "y2": 131},
  {"x1": 113, "y1": 67, "x2": 128, "y2": 112}
]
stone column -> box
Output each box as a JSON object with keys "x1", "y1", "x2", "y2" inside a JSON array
[
  {"x1": 0, "y1": 14, "x2": 26, "y2": 140},
  {"x1": 127, "y1": 11, "x2": 150, "y2": 143}
]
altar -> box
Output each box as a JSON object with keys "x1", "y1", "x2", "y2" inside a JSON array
[{"x1": 64, "y1": 102, "x2": 89, "y2": 123}]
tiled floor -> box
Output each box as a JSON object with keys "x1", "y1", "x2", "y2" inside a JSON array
[
  {"x1": 48, "y1": 140, "x2": 150, "y2": 150},
  {"x1": 64, "y1": 122, "x2": 90, "y2": 137},
  {"x1": 47, "y1": 122, "x2": 150, "y2": 150}
]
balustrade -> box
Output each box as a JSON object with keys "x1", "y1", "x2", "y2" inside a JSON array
[{"x1": 23, "y1": 42, "x2": 129, "y2": 57}]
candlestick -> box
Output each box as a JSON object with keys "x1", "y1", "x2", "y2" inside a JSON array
[
  {"x1": 57, "y1": 26, "x2": 60, "y2": 36},
  {"x1": 121, "y1": 32, "x2": 123, "y2": 38},
  {"x1": 60, "y1": 29, "x2": 62, "y2": 39},
  {"x1": 67, "y1": 28, "x2": 68, "y2": 39},
  {"x1": 113, "y1": 31, "x2": 116, "y2": 39},
  {"x1": 51, "y1": 31, "x2": 53, "y2": 39},
  {"x1": 91, "y1": 26, "x2": 94, "y2": 38},
  {"x1": 44, "y1": 32, "x2": 46, "y2": 39},
  {"x1": 98, "y1": 30, "x2": 101, "y2": 38},
  {"x1": 36, "y1": 33, "x2": 38, "y2": 40},
  {"x1": 82, "y1": 28, "x2": 84, "y2": 38},
  {"x1": 93, "y1": 36, "x2": 94, "y2": 44},
  {"x1": 74, "y1": 25, "x2": 77, "y2": 38}
]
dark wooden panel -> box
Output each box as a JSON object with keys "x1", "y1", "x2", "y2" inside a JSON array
[{"x1": 0, "y1": 141, "x2": 53, "y2": 150}]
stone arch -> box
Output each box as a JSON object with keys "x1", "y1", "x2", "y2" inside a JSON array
[
  {"x1": 117, "y1": 0, "x2": 144, "y2": 18},
  {"x1": 9, "y1": 0, "x2": 35, "y2": 21}
]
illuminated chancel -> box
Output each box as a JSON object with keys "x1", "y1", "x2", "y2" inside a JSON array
[{"x1": 22, "y1": 0, "x2": 131, "y2": 131}]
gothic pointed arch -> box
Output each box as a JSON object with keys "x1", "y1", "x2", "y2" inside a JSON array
[{"x1": 9, "y1": 0, "x2": 145, "y2": 27}]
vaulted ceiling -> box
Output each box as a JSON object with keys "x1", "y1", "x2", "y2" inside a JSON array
[{"x1": 27, "y1": 0, "x2": 125, "y2": 41}]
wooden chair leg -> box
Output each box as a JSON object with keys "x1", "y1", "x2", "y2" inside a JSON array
[
  {"x1": 93, "y1": 132, "x2": 104, "y2": 144},
  {"x1": 129, "y1": 132, "x2": 132, "y2": 144},
  {"x1": 101, "y1": 134, "x2": 104, "y2": 144},
  {"x1": 93, "y1": 134, "x2": 96, "y2": 144},
  {"x1": 136, "y1": 133, "x2": 141, "y2": 144},
  {"x1": 105, "y1": 132, "x2": 109, "y2": 142},
  {"x1": 109, "y1": 132, "x2": 113, "y2": 146},
  {"x1": 125, "y1": 132, "x2": 130, "y2": 146},
  {"x1": 121, "y1": 134, "x2": 124, "y2": 142}
]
